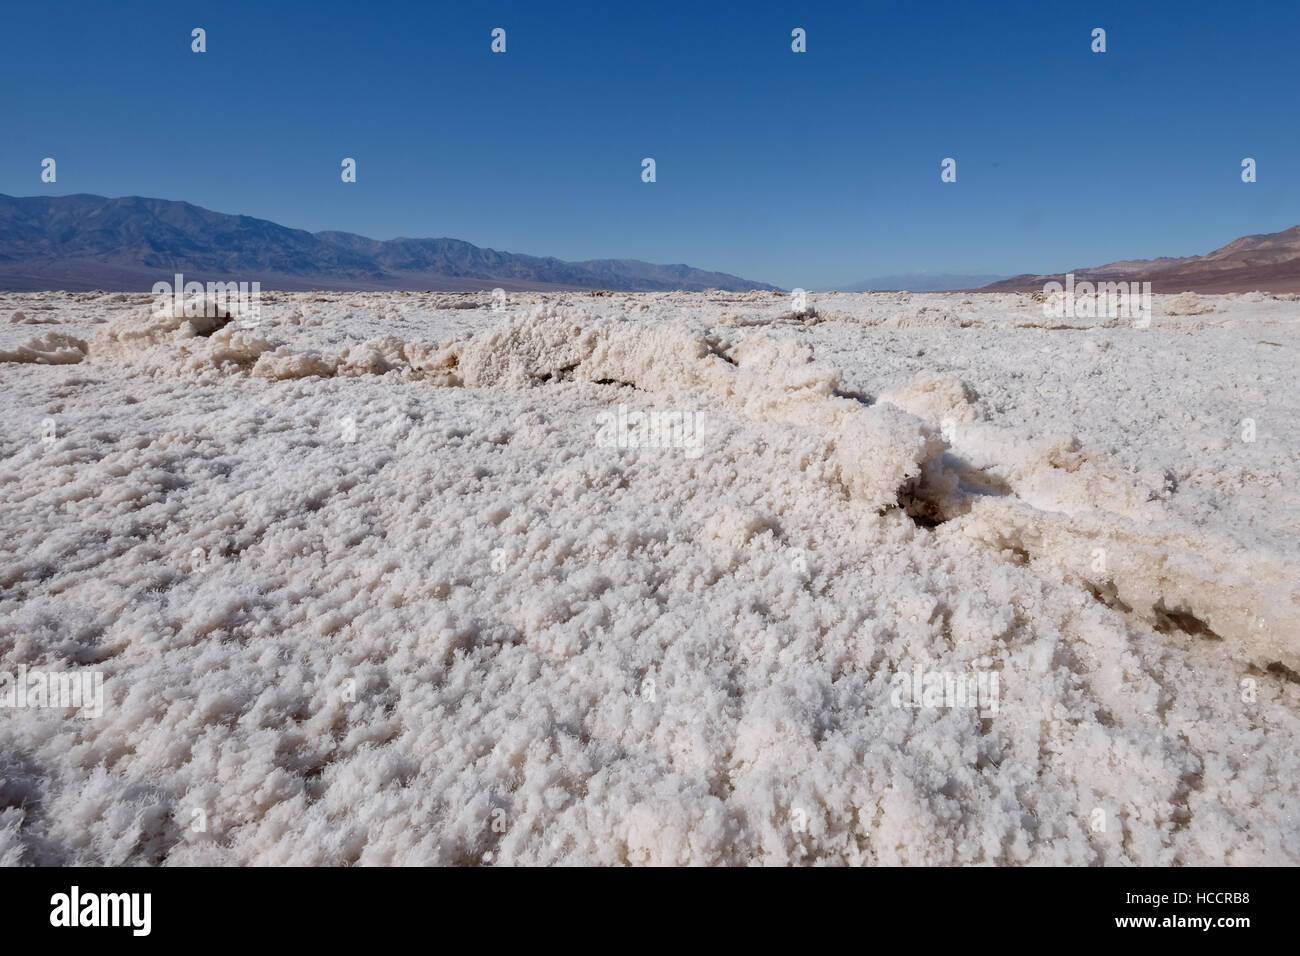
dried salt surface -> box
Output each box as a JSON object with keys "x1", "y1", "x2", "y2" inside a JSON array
[{"x1": 0, "y1": 289, "x2": 1297, "y2": 866}]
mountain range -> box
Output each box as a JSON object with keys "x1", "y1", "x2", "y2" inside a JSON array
[
  {"x1": 3, "y1": 194, "x2": 1297, "y2": 295},
  {"x1": 0, "y1": 194, "x2": 778, "y2": 293},
  {"x1": 981, "y1": 226, "x2": 1300, "y2": 294}
]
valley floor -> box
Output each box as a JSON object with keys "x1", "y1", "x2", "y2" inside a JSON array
[{"x1": 1, "y1": 288, "x2": 1296, "y2": 865}]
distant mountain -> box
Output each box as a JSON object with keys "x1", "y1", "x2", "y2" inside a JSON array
[
  {"x1": 834, "y1": 273, "x2": 1009, "y2": 292},
  {"x1": 0, "y1": 194, "x2": 778, "y2": 293},
  {"x1": 981, "y1": 226, "x2": 1300, "y2": 294}
]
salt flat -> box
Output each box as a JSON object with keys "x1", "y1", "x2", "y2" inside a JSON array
[{"x1": 1, "y1": 289, "x2": 1297, "y2": 865}]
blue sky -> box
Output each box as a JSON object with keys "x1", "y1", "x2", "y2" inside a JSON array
[{"x1": 1, "y1": 0, "x2": 1295, "y2": 288}]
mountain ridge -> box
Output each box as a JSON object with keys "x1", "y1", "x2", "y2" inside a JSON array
[
  {"x1": 980, "y1": 226, "x2": 1300, "y2": 293},
  {"x1": 0, "y1": 194, "x2": 779, "y2": 293}
]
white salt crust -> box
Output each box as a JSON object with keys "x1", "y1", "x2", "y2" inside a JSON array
[{"x1": 0, "y1": 289, "x2": 1296, "y2": 865}]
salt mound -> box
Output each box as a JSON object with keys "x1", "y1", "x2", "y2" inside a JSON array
[
  {"x1": 879, "y1": 374, "x2": 982, "y2": 423},
  {"x1": 455, "y1": 307, "x2": 943, "y2": 510},
  {"x1": 906, "y1": 421, "x2": 1300, "y2": 670},
  {"x1": 1164, "y1": 292, "x2": 1215, "y2": 316},
  {"x1": 0, "y1": 331, "x2": 88, "y2": 364},
  {"x1": 89, "y1": 300, "x2": 271, "y2": 371}
]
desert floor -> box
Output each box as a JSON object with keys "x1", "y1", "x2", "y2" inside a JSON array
[{"x1": 1, "y1": 288, "x2": 1297, "y2": 865}]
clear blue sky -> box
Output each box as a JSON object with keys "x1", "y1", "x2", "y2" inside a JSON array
[{"x1": 1, "y1": 0, "x2": 1295, "y2": 288}]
